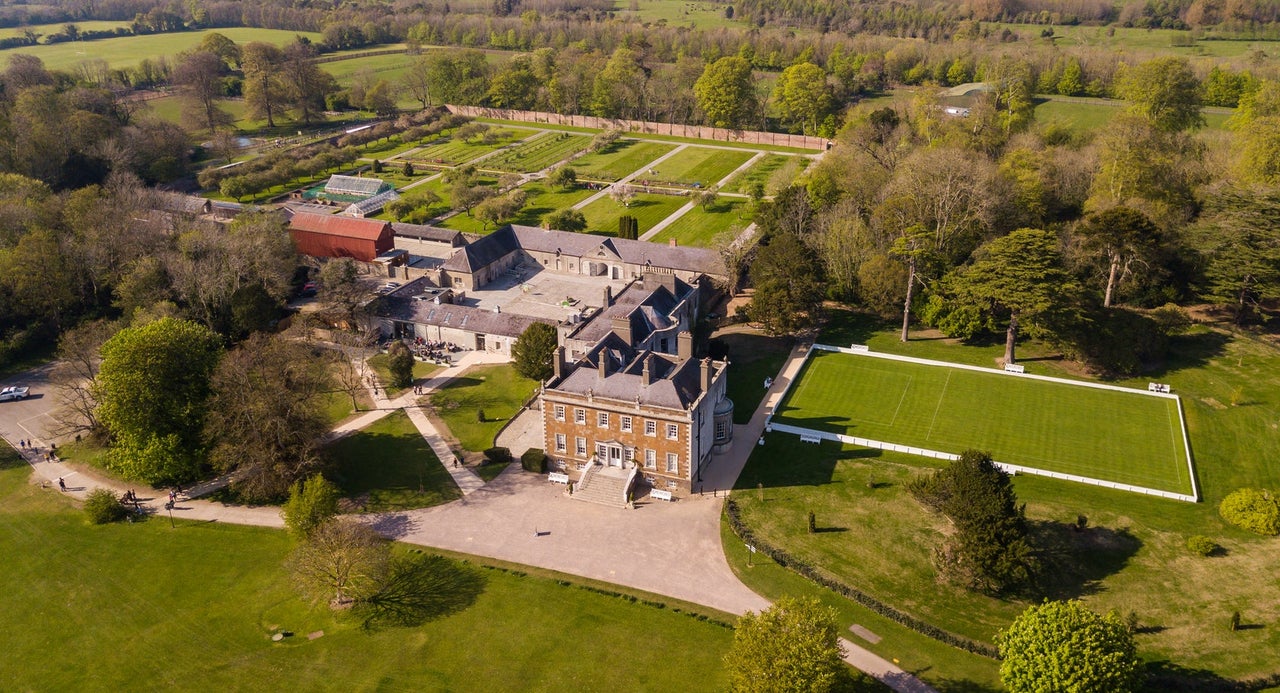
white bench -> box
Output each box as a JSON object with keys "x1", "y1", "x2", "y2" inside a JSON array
[
  {"x1": 548, "y1": 472, "x2": 570, "y2": 484},
  {"x1": 1004, "y1": 363, "x2": 1025, "y2": 374},
  {"x1": 650, "y1": 489, "x2": 673, "y2": 502},
  {"x1": 850, "y1": 344, "x2": 870, "y2": 352},
  {"x1": 800, "y1": 434, "x2": 822, "y2": 444},
  {"x1": 1148, "y1": 383, "x2": 1172, "y2": 393}
]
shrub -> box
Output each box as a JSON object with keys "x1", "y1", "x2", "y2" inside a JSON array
[
  {"x1": 1186, "y1": 535, "x2": 1218, "y2": 556},
  {"x1": 520, "y1": 448, "x2": 547, "y2": 473},
  {"x1": 476, "y1": 408, "x2": 486, "y2": 423},
  {"x1": 385, "y1": 341, "x2": 414, "y2": 389},
  {"x1": 282, "y1": 474, "x2": 341, "y2": 539},
  {"x1": 483, "y1": 447, "x2": 512, "y2": 464},
  {"x1": 1219, "y1": 488, "x2": 1280, "y2": 535},
  {"x1": 84, "y1": 488, "x2": 127, "y2": 524}
]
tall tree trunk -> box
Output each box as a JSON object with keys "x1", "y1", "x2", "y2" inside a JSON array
[
  {"x1": 901, "y1": 257, "x2": 916, "y2": 342},
  {"x1": 1005, "y1": 310, "x2": 1019, "y2": 365},
  {"x1": 1104, "y1": 255, "x2": 1120, "y2": 308}
]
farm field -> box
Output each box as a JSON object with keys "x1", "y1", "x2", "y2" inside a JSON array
[
  {"x1": 0, "y1": 28, "x2": 322, "y2": 70},
  {"x1": 987, "y1": 21, "x2": 1279, "y2": 57},
  {"x1": 580, "y1": 192, "x2": 689, "y2": 235},
  {"x1": 720, "y1": 153, "x2": 809, "y2": 194},
  {"x1": 649, "y1": 199, "x2": 750, "y2": 247},
  {"x1": 0, "y1": 21, "x2": 130, "y2": 38},
  {"x1": 481, "y1": 132, "x2": 592, "y2": 173},
  {"x1": 774, "y1": 349, "x2": 1193, "y2": 495},
  {"x1": 645, "y1": 146, "x2": 755, "y2": 188},
  {"x1": 570, "y1": 140, "x2": 676, "y2": 181},
  {"x1": 0, "y1": 449, "x2": 735, "y2": 691}
]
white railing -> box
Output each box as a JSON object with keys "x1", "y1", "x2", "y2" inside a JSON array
[
  {"x1": 577, "y1": 456, "x2": 597, "y2": 493},
  {"x1": 624, "y1": 465, "x2": 640, "y2": 505},
  {"x1": 766, "y1": 421, "x2": 1198, "y2": 503}
]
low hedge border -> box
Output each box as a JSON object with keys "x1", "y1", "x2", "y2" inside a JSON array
[{"x1": 724, "y1": 497, "x2": 1001, "y2": 659}]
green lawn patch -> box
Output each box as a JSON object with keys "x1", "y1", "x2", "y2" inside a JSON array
[
  {"x1": 366, "y1": 354, "x2": 442, "y2": 397},
  {"x1": 474, "y1": 460, "x2": 511, "y2": 482},
  {"x1": 0, "y1": 28, "x2": 323, "y2": 71},
  {"x1": 720, "y1": 153, "x2": 810, "y2": 194},
  {"x1": 650, "y1": 199, "x2": 751, "y2": 247},
  {"x1": 409, "y1": 130, "x2": 526, "y2": 165},
  {"x1": 716, "y1": 330, "x2": 794, "y2": 424},
  {"x1": 439, "y1": 181, "x2": 594, "y2": 233},
  {"x1": 0, "y1": 456, "x2": 733, "y2": 690},
  {"x1": 570, "y1": 140, "x2": 677, "y2": 181},
  {"x1": 326, "y1": 410, "x2": 461, "y2": 511},
  {"x1": 647, "y1": 146, "x2": 754, "y2": 188},
  {"x1": 430, "y1": 364, "x2": 538, "y2": 453},
  {"x1": 775, "y1": 349, "x2": 1192, "y2": 495},
  {"x1": 580, "y1": 192, "x2": 689, "y2": 235},
  {"x1": 482, "y1": 132, "x2": 593, "y2": 173}
]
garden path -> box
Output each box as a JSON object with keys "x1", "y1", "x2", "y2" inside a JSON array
[
  {"x1": 638, "y1": 151, "x2": 765, "y2": 241},
  {"x1": 570, "y1": 144, "x2": 689, "y2": 210}
]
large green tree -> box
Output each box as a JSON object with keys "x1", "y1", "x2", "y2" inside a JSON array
[
  {"x1": 999, "y1": 600, "x2": 1139, "y2": 693},
  {"x1": 772, "y1": 62, "x2": 834, "y2": 136},
  {"x1": 1117, "y1": 56, "x2": 1204, "y2": 132},
  {"x1": 95, "y1": 317, "x2": 223, "y2": 484},
  {"x1": 927, "y1": 228, "x2": 1079, "y2": 365},
  {"x1": 1189, "y1": 186, "x2": 1280, "y2": 323},
  {"x1": 724, "y1": 597, "x2": 845, "y2": 693},
  {"x1": 241, "y1": 42, "x2": 285, "y2": 128},
  {"x1": 1076, "y1": 206, "x2": 1164, "y2": 308},
  {"x1": 746, "y1": 232, "x2": 825, "y2": 335},
  {"x1": 282, "y1": 473, "x2": 341, "y2": 539},
  {"x1": 694, "y1": 56, "x2": 759, "y2": 130},
  {"x1": 512, "y1": 322, "x2": 559, "y2": 381}
]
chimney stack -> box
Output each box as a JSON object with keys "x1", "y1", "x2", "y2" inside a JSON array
[
  {"x1": 668, "y1": 239, "x2": 678, "y2": 247},
  {"x1": 677, "y1": 330, "x2": 693, "y2": 361},
  {"x1": 700, "y1": 358, "x2": 713, "y2": 393},
  {"x1": 641, "y1": 353, "x2": 652, "y2": 386},
  {"x1": 611, "y1": 316, "x2": 633, "y2": 346},
  {"x1": 553, "y1": 346, "x2": 565, "y2": 381},
  {"x1": 603, "y1": 285, "x2": 612, "y2": 307},
  {"x1": 598, "y1": 352, "x2": 610, "y2": 379}
]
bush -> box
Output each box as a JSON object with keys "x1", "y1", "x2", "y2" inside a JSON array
[
  {"x1": 1219, "y1": 488, "x2": 1280, "y2": 535},
  {"x1": 521, "y1": 448, "x2": 547, "y2": 473},
  {"x1": 1186, "y1": 535, "x2": 1218, "y2": 556},
  {"x1": 483, "y1": 447, "x2": 512, "y2": 464},
  {"x1": 84, "y1": 488, "x2": 127, "y2": 524},
  {"x1": 282, "y1": 474, "x2": 341, "y2": 539},
  {"x1": 385, "y1": 341, "x2": 414, "y2": 389}
]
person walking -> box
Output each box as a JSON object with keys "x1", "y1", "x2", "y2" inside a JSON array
[{"x1": 57, "y1": 477, "x2": 66, "y2": 492}]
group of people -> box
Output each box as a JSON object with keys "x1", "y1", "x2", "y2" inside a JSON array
[
  {"x1": 17, "y1": 438, "x2": 57, "y2": 462},
  {"x1": 410, "y1": 337, "x2": 459, "y2": 365}
]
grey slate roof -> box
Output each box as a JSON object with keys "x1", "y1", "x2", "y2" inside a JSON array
[
  {"x1": 572, "y1": 279, "x2": 689, "y2": 347},
  {"x1": 441, "y1": 225, "x2": 521, "y2": 273},
  {"x1": 374, "y1": 291, "x2": 552, "y2": 338},
  {"x1": 555, "y1": 349, "x2": 719, "y2": 411},
  {"x1": 392, "y1": 223, "x2": 465, "y2": 245}
]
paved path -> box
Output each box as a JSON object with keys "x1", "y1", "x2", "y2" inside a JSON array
[
  {"x1": 638, "y1": 150, "x2": 765, "y2": 242},
  {"x1": 571, "y1": 144, "x2": 689, "y2": 211}
]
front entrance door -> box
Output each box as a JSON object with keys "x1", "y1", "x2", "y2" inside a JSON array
[
  {"x1": 608, "y1": 445, "x2": 623, "y2": 467},
  {"x1": 475, "y1": 334, "x2": 486, "y2": 350}
]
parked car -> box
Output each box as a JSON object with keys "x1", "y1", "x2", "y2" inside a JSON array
[
  {"x1": 299, "y1": 281, "x2": 318, "y2": 297},
  {"x1": 0, "y1": 386, "x2": 30, "y2": 402}
]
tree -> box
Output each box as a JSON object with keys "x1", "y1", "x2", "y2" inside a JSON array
[
  {"x1": 908, "y1": 450, "x2": 1038, "y2": 595},
  {"x1": 1233, "y1": 115, "x2": 1280, "y2": 185},
  {"x1": 363, "y1": 79, "x2": 397, "y2": 117},
  {"x1": 1189, "y1": 187, "x2": 1280, "y2": 323},
  {"x1": 512, "y1": 322, "x2": 558, "y2": 381},
  {"x1": 386, "y1": 341, "x2": 415, "y2": 389},
  {"x1": 84, "y1": 488, "x2": 128, "y2": 524},
  {"x1": 1076, "y1": 207, "x2": 1164, "y2": 308},
  {"x1": 746, "y1": 233, "x2": 825, "y2": 335},
  {"x1": 772, "y1": 62, "x2": 834, "y2": 136},
  {"x1": 696, "y1": 188, "x2": 719, "y2": 211},
  {"x1": 1218, "y1": 488, "x2": 1280, "y2": 535},
  {"x1": 95, "y1": 317, "x2": 223, "y2": 484},
  {"x1": 549, "y1": 165, "x2": 577, "y2": 190},
  {"x1": 1117, "y1": 57, "x2": 1204, "y2": 132},
  {"x1": 319, "y1": 257, "x2": 370, "y2": 327},
  {"x1": 1088, "y1": 113, "x2": 1201, "y2": 225},
  {"x1": 694, "y1": 56, "x2": 759, "y2": 129},
  {"x1": 280, "y1": 40, "x2": 337, "y2": 125},
  {"x1": 50, "y1": 318, "x2": 119, "y2": 440},
  {"x1": 242, "y1": 42, "x2": 286, "y2": 128},
  {"x1": 174, "y1": 50, "x2": 232, "y2": 133},
  {"x1": 543, "y1": 208, "x2": 586, "y2": 233},
  {"x1": 288, "y1": 519, "x2": 389, "y2": 607},
  {"x1": 488, "y1": 54, "x2": 541, "y2": 110},
  {"x1": 204, "y1": 334, "x2": 333, "y2": 501},
  {"x1": 928, "y1": 228, "x2": 1079, "y2": 365},
  {"x1": 401, "y1": 55, "x2": 433, "y2": 109},
  {"x1": 592, "y1": 48, "x2": 646, "y2": 119},
  {"x1": 998, "y1": 600, "x2": 1139, "y2": 693},
  {"x1": 1057, "y1": 59, "x2": 1085, "y2": 96},
  {"x1": 282, "y1": 473, "x2": 341, "y2": 539},
  {"x1": 724, "y1": 597, "x2": 845, "y2": 693}
]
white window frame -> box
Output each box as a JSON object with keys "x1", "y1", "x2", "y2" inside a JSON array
[
  {"x1": 644, "y1": 449, "x2": 656, "y2": 470},
  {"x1": 621, "y1": 415, "x2": 632, "y2": 432},
  {"x1": 554, "y1": 433, "x2": 566, "y2": 452},
  {"x1": 666, "y1": 423, "x2": 679, "y2": 440},
  {"x1": 644, "y1": 420, "x2": 656, "y2": 436},
  {"x1": 666, "y1": 453, "x2": 678, "y2": 473},
  {"x1": 598, "y1": 412, "x2": 609, "y2": 428},
  {"x1": 554, "y1": 404, "x2": 565, "y2": 422},
  {"x1": 574, "y1": 408, "x2": 586, "y2": 424},
  {"x1": 575, "y1": 436, "x2": 586, "y2": 456}
]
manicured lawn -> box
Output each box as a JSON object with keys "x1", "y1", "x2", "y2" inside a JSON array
[
  {"x1": 570, "y1": 140, "x2": 676, "y2": 181},
  {"x1": 580, "y1": 193, "x2": 689, "y2": 235},
  {"x1": 0, "y1": 450, "x2": 734, "y2": 690},
  {"x1": 366, "y1": 354, "x2": 442, "y2": 397},
  {"x1": 646, "y1": 146, "x2": 755, "y2": 188},
  {"x1": 650, "y1": 199, "x2": 751, "y2": 247},
  {"x1": 0, "y1": 28, "x2": 322, "y2": 71},
  {"x1": 720, "y1": 153, "x2": 810, "y2": 194},
  {"x1": 716, "y1": 330, "x2": 794, "y2": 424},
  {"x1": 408, "y1": 130, "x2": 526, "y2": 165},
  {"x1": 430, "y1": 364, "x2": 538, "y2": 453},
  {"x1": 482, "y1": 132, "x2": 593, "y2": 173},
  {"x1": 440, "y1": 181, "x2": 594, "y2": 233},
  {"x1": 775, "y1": 348, "x2": 1193, "y2": 494},
  {"x1": 326, "y1": 410, "x2": 461, "y2": 511}
]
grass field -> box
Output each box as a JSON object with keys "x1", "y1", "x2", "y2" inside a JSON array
[
  {"x1": 0, "y1": 21, "x2": 130, "y2": 38},
  {"x1": 430, "y1": 364, "x2": 538, "y2": 453},
  {"x1": 0, "y1": 28, "x2": 321, "y2": 71},
  {"x1": 775, "y1": 349, "x2": 1192, "y2": 495},
  {"x1": 1035, "y1": 97, "x2": 1231, "y2": 133},
  {"x1": 570, "y1": 140, "x2": 676, "y2": 181},
  {"x1": 0, "y1": 449, "x2": 735, "y2": 690},
  {"x1": 716, "y1": 330, "x2": 794, "y2": 424},
  {"x1": 326, "y1": 410, "x2": 461, "y2": 511},
  {"x1": 482, "y1": 132, "x2": 592, "y2": 173},
  {"x1": 580, "y1": 192, "x2": 689, "y2": 235},
  {"x1": 408, "y1": 130, "x2": 525, "y2": 165},
  {"x1": 720, "y1": 153, "x2": 810, "y2": 194},
  {"x1": 439, "y1": 181, "x2": 594, "y2": 233},
  {"x1": 366, "y1": 354, "x2": 442, "y2": 397},
  {"x1": 647, "y1": 146, "x2": 755, "y2": 187},
  {"x1": 650, "y1": 199, "x2": 750, "y2": 247},
  {"x1": 988, "y1": 21, "x2": 1279, "y2": 58}
]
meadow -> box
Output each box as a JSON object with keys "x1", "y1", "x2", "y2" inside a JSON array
[{"x1": 0, "y1": 28, "x2": 321, "y2": 71}]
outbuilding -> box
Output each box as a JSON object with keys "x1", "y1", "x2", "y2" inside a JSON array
[{"x1": 288, "y1": 213, "x2": 394, "y2": 262}]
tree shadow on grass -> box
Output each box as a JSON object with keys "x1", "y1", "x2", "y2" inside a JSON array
[
  {"x1": 1141, "y1": 660, "x2": 1280, "y2": 692},
  {"x1": 926, "y1": 676, "x2": 1002, "y2": 693},
  {"x1": 1145, "y1": 329, "x2": 1230, "y2": 378},
  {"x1": 357, "y1": 552, "x2": 487, "y2": 630},
  {"x1": 1030, "y1": 521, "x2": 1142, "y2": 600},
  {"x1": 734, "y1": 436, "x2": 883, "y2": 490}
]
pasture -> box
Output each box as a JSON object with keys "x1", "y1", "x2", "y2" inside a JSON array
[
  {"x1": 774, "y1": 349, "x2": 1193, "y2": 495},
  {"x1": 0, "y1": 28, "x2": 321, "y2": 71}
]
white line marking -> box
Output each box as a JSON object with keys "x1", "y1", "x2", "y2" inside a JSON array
[
  {"x1": 889, "y1": 375, "x2": 912, "y2": 428},
  {"x1": 925, "y1": 369, "x2": 953, "y2": 442}
]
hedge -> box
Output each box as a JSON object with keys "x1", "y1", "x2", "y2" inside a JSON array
[
  {"x1": 521, "y1": 448, "x2": 547, "y2": 473},
  {"x1": 724, "y1": 498, "x2": 1000, "y2": 659},
  {"x1": 483, "y1": 446, "x2": 513, "y2": 464}
]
